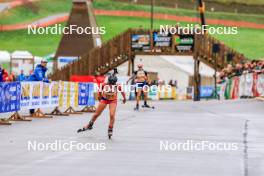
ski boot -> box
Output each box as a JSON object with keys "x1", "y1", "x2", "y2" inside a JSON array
[
  {"x1": 142, "y1": 103, "x2": 155, "y2": 109},
  {"x1": 108, "y1": 127, "x2": 113, "y2": 139},
  {"x1": 134, "y1": 104, "x2": 139, "y2": 111},
  {"x1": 77, "y1": 120, "x2": 94, "y2": 133}
]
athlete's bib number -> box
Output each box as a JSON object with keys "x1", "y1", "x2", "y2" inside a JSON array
[
  {"x1": 137, "y1": 70, "x2": 145, "y2": 78},
  {"x1": 104, "y1": 92, "x2": 115, "y2": 100}
]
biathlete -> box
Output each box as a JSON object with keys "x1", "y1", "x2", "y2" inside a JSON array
[
  {"x1": 127, "y1": 64, "x2": 151, "y2": 110},
  {"x1": 77, "y1": 72, "x2": 126, "y2": 139}
]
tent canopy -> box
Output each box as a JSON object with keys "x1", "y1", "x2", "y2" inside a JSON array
[
  {"x1": 0, "y1": 50, "x2": 11, "y2": 62},
  {"x1": 11, "y1": 50, "x2": 33, "y2": 59}
]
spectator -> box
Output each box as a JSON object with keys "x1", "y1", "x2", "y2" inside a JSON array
[
  {"x1": 2, "y1": 69, "x2": 9, "y2": 82},
  {"x1": 8, "y1": 72, "x2": 16, "y2": 82},
  {"x1": 234, "y1": 63, "x2": 243, "y2": 76},
  {"x1": 217, "y1": 59, "x2": 264, "y2": 84},
  {"x1": 17, "y1": 70, "x2": 26, "y2": 81},
  {"x1": 27, "y1": 59, "x2": 49, "y2": 82},
  {"x1": 27, "y1": 59, "x2": 50, "y2": 115}
]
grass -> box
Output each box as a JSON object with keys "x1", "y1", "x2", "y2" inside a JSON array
[
  {"x1": 0, "y1": 16, "x2": 263, "y2": 59},
  {"x1": 0, "y1": 0, "x2": 263, "y2": 25},
  {"x1": 0, "y1": 0, "x2": 72, "y2": 25},
  {"x1": 214, "y1": 27, "x2": 264, "y2": 60},
  {"x1": 0, "y1": 27, "x2": 63, "y2": 56},
  {"x1": 206, "y1": 0, "x2": 264, "y2": 5},
  {"x1": 94, "y1": 0, "x2": 264, "y2": 24}
]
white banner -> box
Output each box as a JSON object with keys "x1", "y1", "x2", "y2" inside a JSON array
[
  {"x1": 59, "y1": 81, "x2": 78, "y2": 108},
  {"x1": 239, "y1": 74, "x2": 246, "y2": 97},
  {"x1": 245, "y1": 73, "x2": 253, "y2": 97},
  {"x1": 218, "y1": 83, "x2": 226, "y2": 100},
  {"x1": 20, "y1": 81, "x2": 59, "y2": 110},
  {"x1": 257, "y1": 74, "x2": 264, "y2": 96}
]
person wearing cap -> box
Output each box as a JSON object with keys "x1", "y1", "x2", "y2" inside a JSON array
[
  {"x1": 27, "y1": 59, "x2": 50, "y2": 115},
  {"x1": 127, "y1": 63, "x2": 150, "y2": 110},
  {"x1": 77, "y1": 70, "x2": 126, "y2": 139},
  {"x1": 27, "y1": 59, "x2": 49, "y2": 82}
]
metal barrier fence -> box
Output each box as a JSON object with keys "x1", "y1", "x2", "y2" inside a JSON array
[{"x1": 0, "y1": 81, "x2": 96, "y2": 125}]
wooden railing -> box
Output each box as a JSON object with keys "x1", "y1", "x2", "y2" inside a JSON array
[
  {"x1": 194, "y1": 33, "x2": 247, "y2": 70},
  {"x1": 49, "y1": 28, "x2": 249, "y2": 81},
  {"x1": 49, "y1": 29, "x2": 132, "y2": 80}
]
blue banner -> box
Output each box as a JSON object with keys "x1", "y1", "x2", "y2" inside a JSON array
[
  {"x1": 78, "y1": 83, "x2": 89, "y2": 106},
  {"x1": 87, "y1": 83, "x2": 95, "y2": 106},
  {"x1": 200, "y1": 86, "x2": 214, "y2": 98},
  {"x1": 78, "y1": 83, "x2": 95, "y2": 106},
  {"x1": 0, "y1": 82, "x2": 21, "y2": 113}
]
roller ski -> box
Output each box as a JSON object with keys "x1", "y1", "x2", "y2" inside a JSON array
[
  {"x1": 142, "y1": 104, "x2": 155, "y2": 109},
  {"x1": 134, "y1": 104, "x2": 139, "y2": 111},
  {"x1": 77, "y1": 121, "x2": 93, "y2": 133},
  {"x1": 108, "y1": 128, "x2": 113, "y2": 139}
]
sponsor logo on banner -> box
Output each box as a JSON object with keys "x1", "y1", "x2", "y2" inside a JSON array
[
  {"x1": 131, "y1": 34, "x2": 151, "y2": 52},
  {"x1": 0, "y1": 82, "x2": 21, "y2": 113},
  {"x1": 78, "y1": 83, "x2": 89, "y2": 106},
  {"x1": 20, "y1": 82, "x2": 59, "y2": 110},
  {"x1": 59, "y1": 82, "x2": 79, "y2": 108},
  {"x1": 87, "y1": 83, "x2": 95, "y2": 106},
  {"x1": 153, "y1": 31, "x2": 172, "y2": 47},
  {"x1": 175, "y1": 34, "x2": 194, "y2": 52},
  {"x1": 0, "y1": 81, "x2": 95, "y2": 113}
]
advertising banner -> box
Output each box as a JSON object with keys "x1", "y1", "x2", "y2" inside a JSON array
[
  {"x1": 257, "y1": 74, "x2": 264, "y2": 96},
  {"x1": 200, "y1": 86, "x2": 214, "y2": 98},
  {"x1": 78, "y1": 83, "x2": 89, "y2": 106},
  {"x1": 153, "y1": 31, "x2": 172, "y2": 47},
  {"x1": 87, "y1": 83, "x2": 95, "y2": 106},
  {"x1": 59, "y1": 81, "x2": 78, "y2": 108},
  {"x1": 174, "y1": 34, "x2": 194, "y2": 52},
  {"x1": 58, "y1": 56, "x2": 78, "y2": 69},
  {"x1": 217, "y1": 83, "x2": 226, "y2": 100},
  {"x1": 50, "y1": 81, "x2": 60, "y2": 107},
  {"x1": 148, "y1": 86, "x2": 159, "y2": 100},
  {"x1": 245, "y1": 73, "x2": 253, "y2": 97},
  {"x1": 225, "y1": 79, "x2": 233, "y2": 99},
  {"x1": 131, "y1": 34, "x2": 150, "y2": 51},
  {"x1": 239, "y1": 74, "x2": 246, "y2": 97},
  {"x1": 21, "y1": 81, "x2": 42, "y2": 109},
  {"x1": 158, "y1": 86, "x2": 177, "y2": 99},
  {"x1": 0, "y1": 82, "x2": 21, "y2": 113},
  {"x1": 20, "y1": 81, "x2": 59, "y2": 109},
  {"x1": 231, "y1": 77, "x2": 240, "y2": 99},
  {"x1": 252, "y1": 73, "x2": 259, "y2": 97}
]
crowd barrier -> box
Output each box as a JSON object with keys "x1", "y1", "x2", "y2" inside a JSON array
[
  {"x1": 218, "y1": 73, "x2": 264, "y2": 100},
  {"x1": 0, "y1": 81, "x2": 95, "y2": 125}
]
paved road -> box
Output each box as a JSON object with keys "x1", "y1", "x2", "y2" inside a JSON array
[{"x1": 0, "y1": 99, "x2": 263, "y2": 176}]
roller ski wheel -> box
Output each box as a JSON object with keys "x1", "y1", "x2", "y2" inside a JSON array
[
  {"x1": 134, "y1": 105, "x2": 139, "y2": 111},
  {"x1": 142, "y1": 104, "x2": 155, "y2": 109},
  {"x1": 108, "y1": 128, "x2": 113, "y2": 139},
  {"x1": 77, "y1": 121, "x2": 93, "y2": 133}
]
